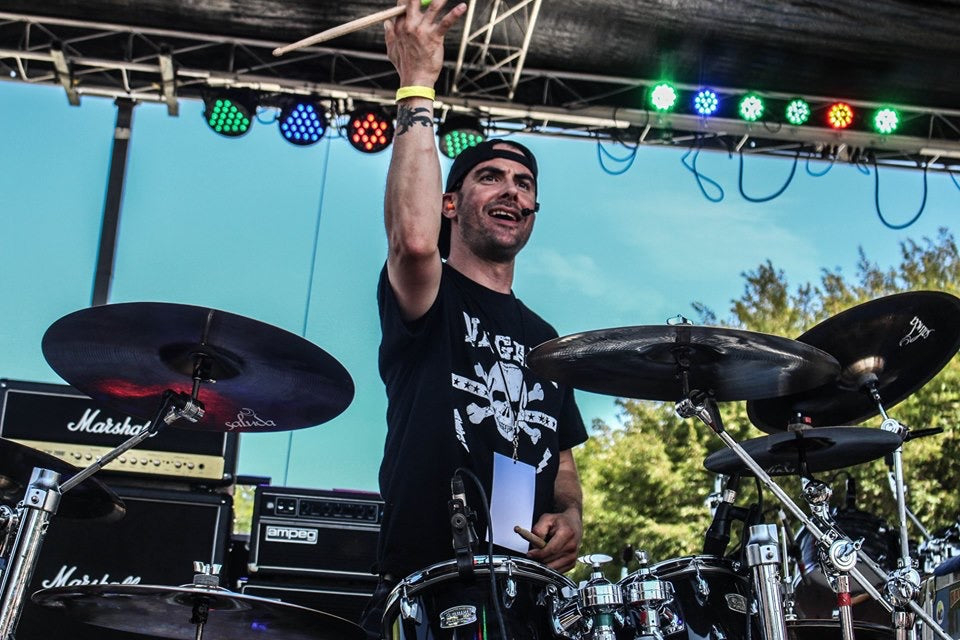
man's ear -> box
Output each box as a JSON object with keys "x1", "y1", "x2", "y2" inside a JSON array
[{"x1": 442, "y1": 193, "x2": 457, "y2": 219}]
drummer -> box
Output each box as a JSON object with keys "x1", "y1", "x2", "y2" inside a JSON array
[{"x1": 360, "y1": 0, "x2": 588, "y2": 636}]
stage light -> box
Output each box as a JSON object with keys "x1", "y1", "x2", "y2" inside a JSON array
[
  {"x1": 785, "y1": 98, "x2": 811, "y2": 126},
  {"x1": 650, "y1": 83, "x2": 678, "y2": 112},
  {"x1": 873, "y1": 107, "x2": 900, "y2": 135},
  {"x1": 203, "y1": 91, "x2": 256, "y2": 137},
  {"x1": 348, "y1": 107, "x2": 394, "y2": 153},
  {"x1": 437, "y1": 115, "x2": 485, "y2": 159},
  {"x1": 278, "y1": 100, "x2": 327, "y2": 146},
  {"x1": 693, "y1": 89, "x2": 719, "y2": 116},
  {"x1": 738, "y1": 94, "x2": 765, "y2": 122},
  {"x1": 827, "y1": 102, "x2": 854, "y2": 129}
]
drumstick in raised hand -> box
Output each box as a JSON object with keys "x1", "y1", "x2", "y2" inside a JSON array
[
  {"x1": 272, "y1": 0, "x2": 431, "y2": 57},
  {"x1": 515, "y1": 526, "x2": 547, "y2": 549}
]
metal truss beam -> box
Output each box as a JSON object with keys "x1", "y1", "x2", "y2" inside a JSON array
[{"x1": 2, "y1": 11, "x2": 959, "y2": 172}]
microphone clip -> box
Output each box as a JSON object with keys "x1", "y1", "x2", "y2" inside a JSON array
[{"x1": 449, "y1": 479, "x2": 478, "y2": 580}]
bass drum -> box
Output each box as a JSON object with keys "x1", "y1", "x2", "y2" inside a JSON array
[
  {"x1": 381, "y1": 556, "x2": 575, "y2": 640},
  {"x1": 618, "y1": 555, "x2": 758, "y2": 640}
]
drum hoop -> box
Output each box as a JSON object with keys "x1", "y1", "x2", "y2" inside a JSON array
[
  {"x1": 383, "y1": 555, "x2": 574, "y2": 618},
  {"x1": 649, "y1": 554, "x2": 734, "y2": 576}
]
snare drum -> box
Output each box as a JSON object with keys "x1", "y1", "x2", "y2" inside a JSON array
[
  {"x1": 618, "y1": 555, "x2": 757, "y2": 640},
  {"x1": 382, "y1": 556, "x2": 575, "y2": 640}
]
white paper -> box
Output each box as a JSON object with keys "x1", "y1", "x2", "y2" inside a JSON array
[{"x1": 489, "y1": 452, "x2": 536, "y2": 553}]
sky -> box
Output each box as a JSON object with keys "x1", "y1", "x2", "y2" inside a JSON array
[{"x1": 1, "y1": 80, "x2": 956, "y2": 493}]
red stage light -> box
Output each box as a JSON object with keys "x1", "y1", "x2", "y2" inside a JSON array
[
  {"x1": 348, "y1": 108, "x2": 394, "y2": 153},
  {"x1": 827, "y1": 102, "x2": 854, "y2": 129}
]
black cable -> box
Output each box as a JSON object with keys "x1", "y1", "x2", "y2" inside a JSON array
[
  {"x1": 455, "y1": 466, "x2": 508, "y2": 640},
  {"x1": 738, "y1": 148, "x2": 799, "y2": 203},
  {"x1": 873, "y1": 156, "x2": 928, "y2": 230}
]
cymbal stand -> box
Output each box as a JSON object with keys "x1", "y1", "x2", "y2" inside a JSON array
[
  {"x1": 745, "y1": 524, "x2": 788, "y2": 640},
  {"x1": 802, "y1": 479, "x2": 863, "y2": 640},
  {"x1": 0, "y1": 388, "x2": 204, "y2": 640},
  {"x1": 865, "y1": 380, "x2": 922, "y2": 640}
]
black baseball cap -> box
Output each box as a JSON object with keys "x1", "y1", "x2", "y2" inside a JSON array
[{"x1": 440, "y1": 139, "x2": 539, "y2": 258}]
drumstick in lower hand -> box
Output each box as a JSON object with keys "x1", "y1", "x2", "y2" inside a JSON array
[
  {"x1": 273, "y1": 0, "x2": 431, "y2": 57},
  {"x1": 515, "y1": 526, "x2": 547, "y2": 549}
]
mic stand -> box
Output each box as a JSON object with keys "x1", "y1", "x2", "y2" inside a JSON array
[
  {"x1": 675, "y1": 388, "x2": 951, "y2": 640},
  {"x1": 0, "y1": 387, "x2": 205, "y2": 640}
]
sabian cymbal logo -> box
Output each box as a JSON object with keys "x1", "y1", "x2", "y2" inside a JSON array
[
  {"x1": 265, "y1": 526, "x2": 318, "y2": 544},
  {"x1": 899, "y1": 315, "x2": 934, "y2": 347},
  {"x1": 225, "y1": 408, "x2": 277, "y2": 431}
]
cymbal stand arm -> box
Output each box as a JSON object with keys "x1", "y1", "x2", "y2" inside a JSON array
[
  {"x1": 60, "y1": 389, "x2": 204, "y2": 495},
  {"x1": 0, "y1": 469, "x2": 61, "y2": 640}
]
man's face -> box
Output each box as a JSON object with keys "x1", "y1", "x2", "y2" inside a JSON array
[{"x1": 448, "y1": 150, "x2": 537, "y2": 263}]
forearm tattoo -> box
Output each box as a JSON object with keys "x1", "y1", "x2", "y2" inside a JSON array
[{"x1": 396, "y1": 105, "x2": 434, "y2": 136}]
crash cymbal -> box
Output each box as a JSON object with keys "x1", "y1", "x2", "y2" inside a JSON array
[
  {"x1": 0, "y1": 438, "x2": 123, "y2": 521},
  {"x1": 748, "y1": 291, "x2": 960, "y2": 432},
  {"x1": 42, "y1": 303, "x2": 354, "y2": 432},
  {"x1": 32, "y1": 584, "x2": 364, "y2": 640},
  {"x1": 527, "y1": 325, "x2": 840, "y2": 402},
  {"x1": 703, "y1": 427, "x2": 903, "y2": 476}
]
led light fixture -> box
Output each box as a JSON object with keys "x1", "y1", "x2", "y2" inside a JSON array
[
  {"x1": 693, "y1": 89, "x2": 719, "y2": 116},
  {"x1": 438, "y1": 115, "x2": 485, "y2": 159},
  {"x1": 650, "y1": 83, "x2": 678, "y2": 112},
  {"x1": 785, "y1": 98, "x2": 811, "y2": 126},
  {"x1": 873, "y1": 107, "x2": 900, "y2": 135},
  {"x1": 738, "y1": 94, "x2": 765, "y2": 122},
  {"x1": 278, "y1": 101, "x2": 327, "y2": 146},
  {"x1": 828, "y1": 102, "x2": 854, "y2": 129},
  {"x1": 203, "y1": 91, "x2": 256, "y2": 137},
  {"x1": 348, "y1": 107, "x2": 394, "y2": 153}
]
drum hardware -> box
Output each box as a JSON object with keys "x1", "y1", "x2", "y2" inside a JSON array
[
  {"x1": 572, "y1": 554, "x2": 623, "y2": 640},
  {"x1": 619, "y1": 550, "x2": 677, "y2": 640},
  {"x1": 745, "y1": 524, "x2": 790, "y2": 640},
  {"x1": 449, "y1": 473, "x2": 479, "y2": 580}
]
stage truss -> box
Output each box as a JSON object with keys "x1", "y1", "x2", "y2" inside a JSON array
[{"x1": 2, "y1": 10, "x2": 960, "y2": 172}]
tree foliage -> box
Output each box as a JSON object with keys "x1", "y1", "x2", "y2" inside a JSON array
[{"x1": 575, "y1": 228, "x2": 960, "y2": 577}]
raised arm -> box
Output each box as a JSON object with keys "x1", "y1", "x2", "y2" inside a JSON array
[{"x1": 383, "y1": 0, "x2": 466, "y2": 321}]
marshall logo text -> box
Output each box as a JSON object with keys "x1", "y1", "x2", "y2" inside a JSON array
[
  {"x1": 67, "y1": 408, "x2": 152, "y2": 436},
  {"x1": 41, "y1": 564, "x2": 142, "y2": 588}
]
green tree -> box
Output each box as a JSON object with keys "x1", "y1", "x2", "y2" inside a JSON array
[{"x1": 575, "y1": 228, "x2": 960, "y2": 577}]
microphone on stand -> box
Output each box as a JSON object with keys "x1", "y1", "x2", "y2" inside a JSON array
[
  {"x1": 703, "y1": 473, "x2": 742, "y2": 557},
  {"x1": 449, "y1": 474, "x2": 478, "y2": 580}
]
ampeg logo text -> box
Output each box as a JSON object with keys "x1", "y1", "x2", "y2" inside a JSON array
[{"x1": 265, "y1": 525, "x2": 319, "y2": 544}]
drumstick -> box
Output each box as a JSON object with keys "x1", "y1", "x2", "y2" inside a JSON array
[
  {"x1": 514, "y1": 526, "x2": 547, "y2": 549},
  {"x1": 272, "y1": 0, "x2": 430, "y2": 57}
]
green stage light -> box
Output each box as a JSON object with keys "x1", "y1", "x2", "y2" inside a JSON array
[
  {"x1": 203, "y1": 91, "x2": 256, "y2": 137},
  {"x1": 738, "y1": 94, "x2": 765, "y2": 122},
  {"x1": 785, "y1": 98, "x2": 811, "y2": 126},
  {"x1": 873, "y1": 107, "x2": 900, "y2": 135},
  {"x1": 438, "y1": 115, "x2": 485, "y2": 159},
  {"x1": 650, "y1": 83, "x2": 678, "y2": 112}
]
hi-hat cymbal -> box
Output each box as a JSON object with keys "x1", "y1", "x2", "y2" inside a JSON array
[
  {"x1": 32, "y1": 584, "x2": 364, "y2": 640},
  {"x1": 703, "y1": 427, "x2": 903, "y2": 476},
  {"x1": 0, "y1": 438, "x2": 123, "y2": 521},
  {"x1": 527, "y1": 325, "x2": 840, "y2": 402},
  {"x1": 748, "y1": 291, "x2": 960, "y2": 432},
  {"x1": 42, "y1": 303, "x2": 355, "y2": 433}
]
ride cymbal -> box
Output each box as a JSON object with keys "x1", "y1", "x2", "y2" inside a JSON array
[
  {"x1": 32, "y1": 584, "x2": 364, "y2": 640},
  {"x1": 703, "y1": 427, "x2": 903, "y2": 476},
  {"x1": 42, "y1": 303, "x2": 354, "y2": 433},
  {"x1": 0, "y1": 438, "x2": 123, "y2": 521},
  {"x1": 748, "y1": 291, "x2": 960, "y2": 432},
  {"x1": 527, "y1": 325, "x2": 839, "y2": 402}
]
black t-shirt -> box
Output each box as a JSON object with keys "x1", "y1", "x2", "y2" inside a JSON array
[{"x1": 376, "y1": 262, "x2": 588, "y2": 578}]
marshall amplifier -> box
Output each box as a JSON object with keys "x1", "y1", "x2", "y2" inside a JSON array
[
  {"x1": 239, "y1": 577, "x2": 375, "y2": 624},
  {"x1": 15, "y1": 485, "x2": 232, "y2": 640},
  {"x1": 249, "y1": 486, "x2": 382, "y2": 579},
  {"x1": 0, "y1": 379, "x2": 237, "y2": 485}
]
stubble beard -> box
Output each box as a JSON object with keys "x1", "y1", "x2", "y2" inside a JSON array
[{"x1": 456, "y1": 203, "x2": 531, "y2": 264}]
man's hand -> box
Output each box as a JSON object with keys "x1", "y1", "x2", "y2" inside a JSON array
[
  {"x1": 526, "y1": 506, "x2": 582, "y2": 573},
  {"x1": 384, "y1": 0, "x2": 466, "y2": 87}
]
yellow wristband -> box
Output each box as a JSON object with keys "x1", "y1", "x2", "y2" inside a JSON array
[{"x1": 395, "y1": 86, "x2": 436, "y2": 102}]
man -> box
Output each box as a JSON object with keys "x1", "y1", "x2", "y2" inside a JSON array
[{"x1": 361, "y1": 0, "x2": 588, "y2": 635}]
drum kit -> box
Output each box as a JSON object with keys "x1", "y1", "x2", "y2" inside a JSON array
[{"x1": 0, "y1": 291, "x2": 955, "y2": 640}]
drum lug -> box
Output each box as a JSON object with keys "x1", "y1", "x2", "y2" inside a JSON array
[
  {"x1": 399, "y1": 585, "x2": 419, "y2": 622},
  {"x1": 503, "y1": 560, "x2": 517, "y2": 608}
]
